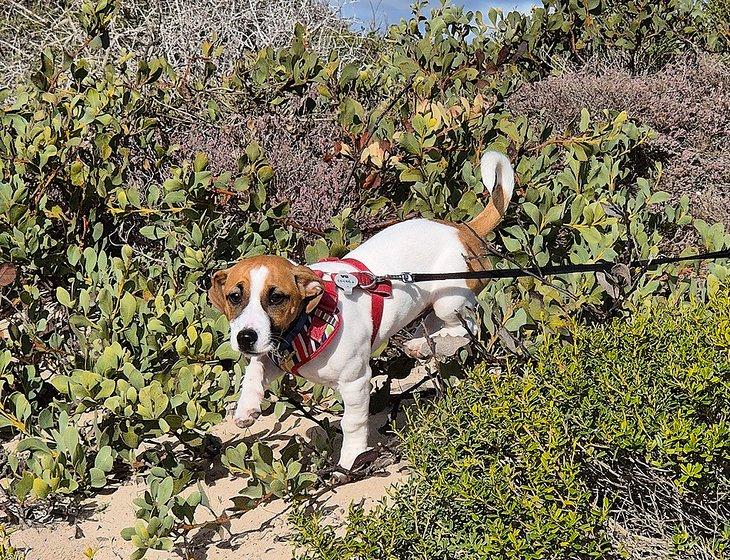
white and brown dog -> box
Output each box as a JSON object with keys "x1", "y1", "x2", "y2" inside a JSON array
[{"x1": 208, "y1": 151, "x2": 514, "y2": 469}]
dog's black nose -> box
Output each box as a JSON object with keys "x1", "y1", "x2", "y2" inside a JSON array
[{"x1": 237, "y1": 329, "x2": 258, "y2": 352}]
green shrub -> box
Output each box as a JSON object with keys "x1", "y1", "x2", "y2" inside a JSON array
[
  {"x1": 708, "y1": 0, "x2": 730, "y2": 38},
  {"x1": 292, "y1": 289, "x2": 730, "y2": 559},
  {"x1": 0, "y1": 1, "x2": 728, "y2": 557},
  {"x1": 493, "y1": 0, "x2": 726, "y2": 76},
  {"x1": 0, "y1": 526, "x2": 24, "y2": 560}
]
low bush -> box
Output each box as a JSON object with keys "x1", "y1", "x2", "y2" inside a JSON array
[
  {"x1": 494, "y1": 0, "x2": 725, "y2": 76},
  {"x1": 292, "y1": 288, "x2": 730, "y2": 559},
  {"x1": 1, "y1": 1, "x2": 729, "y2": 557}
]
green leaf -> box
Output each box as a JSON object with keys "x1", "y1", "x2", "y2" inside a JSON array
[
  {"x1": 286, "y1": 461, "x2": 302, "y2": 479},
  {"x1": 120, "y1": 292, "x2": 136, "y2": 326},
  {"x1": 16, "y1": 437, "x2": 51, "y2": 454},
  {"x1": 339, "y1": 63, "x2": 359, "y2": 86},
  {"x1": 338, "y1": 97, "x2": 365, "y2": 130},
  {"x1": 193, "y1": 152, "x2": 208, "y2": 172},
  {"x1": 274, "y1": 401, "x2": 288, "y2": 420},
  {"x1": 15, "y1": 471, "x2": 34, "y2": 501},
  {"x1": 239, "y1": 482, "x2": 263, "y2": 500},
  {"x1": 523, "y1": 202, "x2": 541, "y2": 227},
  {"x1": 502, "y1": 235, "x2": 523, "y2": 253},
  {"x1": 648, "y1": 191, "x2": 670, "y2": 205},
  {"x1": 504, "y1": 307, "x2": 528, "y2": 332},
  {"x1": 257, "y1": 165, "x2": 274, "y2": 183},
  {"x1": 544, "y1": 204, "x2": 564, "y2": 226},
  {"x1": 399, "y1": 133, "x2": 421, "y2": 156},
  {"x1": 95, "y1": 445, "x2": 114, "y2": 472},
  {"x1": 245, "y1": 141, "x2": 261, "y2": 161},
  {"x1": 156, "y1": 476, "x2": 174, "y2": 504},
  {"x1": 32, "y1": 477, "x2": 51, "y2": 499},
  {"x1": 187, "y1": 491, "x2": 202, "y2": 507},
  {"x1": 138, "y1": 382, "x2": 169, "y2": 419},
  {"x1": 41, "y1": 48, "x2": 54, "y2": 78},
  {"x1": 399, "y1": 167, "x2": 423, "y2": 182},
  {"x1": 579, "y1": 108, "x2": 590, "y2": 132},
  {"x1": 90, "y1": 467, "x2": 107, "y2": 488},
  {"x1": 56, "y1": 286, "x2": 74, "y2": 308},
  {"x1": 67, "y1": 245, "x2": 82, "y2": 266},
  {"x1": 582, "y1": 226, "x2": 603, "y2": 247}
]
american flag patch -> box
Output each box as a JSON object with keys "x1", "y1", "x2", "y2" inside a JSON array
[{"x1": 269, "y1": 279, "x2": 341, "y2": 375}]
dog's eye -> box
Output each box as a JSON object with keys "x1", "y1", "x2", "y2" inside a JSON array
[
  {"x1": 227, "y1": 290, "x2": 242, "y2": 305},
  {"x1": 268, "y1": 291, "x2": 288, "y2": 306}
]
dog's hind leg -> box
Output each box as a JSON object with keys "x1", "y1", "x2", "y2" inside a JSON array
[
  {"x1": 430, "y1": 294, "x2": 478, "y2": 339},
  {"x1": 403, "y1": 293, "x2": 476, "y2": 359},
  {"x1": 402, "y1": 311, "x2": 442, "y2": 358},
  {"x1": 337, "y1": 365, "x2": 372, "y2": 470}
]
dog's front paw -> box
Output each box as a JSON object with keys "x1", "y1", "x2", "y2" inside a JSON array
[
  {"x1": 233, "y1": 411, "x2": 260, "y2": 429},
  {"x1": 231, "y1": 400, "x2": 261, "y2": 429},
  {"x1": 338, "y1": 446, "x2": 373, "y2": 471}
]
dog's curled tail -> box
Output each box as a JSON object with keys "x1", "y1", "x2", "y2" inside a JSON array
[{"x1": 468, "y1": 151, "x2": 515, "y2": 237}]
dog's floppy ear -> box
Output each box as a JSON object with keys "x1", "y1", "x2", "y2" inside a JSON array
[
  {"x1": 208, "y1": 268, "x2": 229, "y2": 313},
  {"x1": 294, "y1": 266, "x2": 324, "y2": 313}
]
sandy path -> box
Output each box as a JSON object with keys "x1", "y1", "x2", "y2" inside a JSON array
[
  {"x1": 11, "y1": 461, "x2": 405, "y2": 560},
  {"x1": 7, "y1": 371, "x2": 425, "y2": 559}
]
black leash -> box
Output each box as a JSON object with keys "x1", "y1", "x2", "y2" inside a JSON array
[{"x1": 359, "y1": 248, "x2": 730, "y2": 285}]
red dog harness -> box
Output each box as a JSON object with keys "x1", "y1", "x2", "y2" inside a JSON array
[
  {"x1": 268, "y1": 258, "x2": 392, "y2": 375},
  {"x1": 321, "y1": 257, "x2": 392, "y2": 345}
]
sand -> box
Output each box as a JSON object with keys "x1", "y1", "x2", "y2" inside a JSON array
[{"x1": 5, "y1": 371, "x2": 427, "y2": 560}]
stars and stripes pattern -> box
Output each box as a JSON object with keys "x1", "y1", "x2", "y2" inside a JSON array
[{"x1": 269, "y1": 279, "x2": 341, "y2": 375}]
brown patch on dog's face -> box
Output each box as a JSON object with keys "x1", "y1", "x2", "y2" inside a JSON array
[
  {"x1": 208, "y1": 256, "x2": 324, "y2": 336},
  {"x1": 208, "y1": 268, "x2": 231, "y2": 315},
  {"x1": 259, "y1": 259, "x2": 324, "y2": 334}
]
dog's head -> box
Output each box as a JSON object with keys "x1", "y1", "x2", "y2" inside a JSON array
[{"x1": 208, "y1": 256, "x2": 324, "y2": 355}]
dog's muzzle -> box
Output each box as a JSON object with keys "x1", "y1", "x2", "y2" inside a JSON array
[{"x1": 236, "y1": 329, "x2": 258, "y2": 353}]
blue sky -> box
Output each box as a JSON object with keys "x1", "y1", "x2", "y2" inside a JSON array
[{"x1": 338, "y1": 1, "x2": 535, "y2": 27}]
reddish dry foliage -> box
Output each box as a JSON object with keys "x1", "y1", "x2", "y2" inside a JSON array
[
  {"x1": 250, "y1": 112, "x2": 355, "y2": 228},
  {"x1": 507, "y1": 54, "x2": 730, "y2": 226},
  {"x1": 175, "y1": 108, "x2": 354, "y2": 230},
  {"x1": 0, "y1": 263, "x2": 16, "y2": 287}
]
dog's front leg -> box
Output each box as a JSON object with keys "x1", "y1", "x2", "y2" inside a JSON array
[
  {"x1": 337, "y1": 366, "x2": 372, "y2": 470},
  {"x1": 232, "y1": 355, "x2": 281, "y2": 428}
]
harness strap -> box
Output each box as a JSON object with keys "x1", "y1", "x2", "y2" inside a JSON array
[{"x1": 320, "y1": 257, "x2": 391, "y2": 345}]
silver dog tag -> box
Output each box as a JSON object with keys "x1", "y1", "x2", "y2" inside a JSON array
[{"x1": 334, "y1": 273, "x2": 359, "y2": 295}]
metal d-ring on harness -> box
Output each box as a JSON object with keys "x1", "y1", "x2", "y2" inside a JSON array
[
  {"x1": 334, "y1": 248, "x2": 730, "y2": 290},
  {"x1": 337, "y1": 271, "x2": 413, "y2": 290}
]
